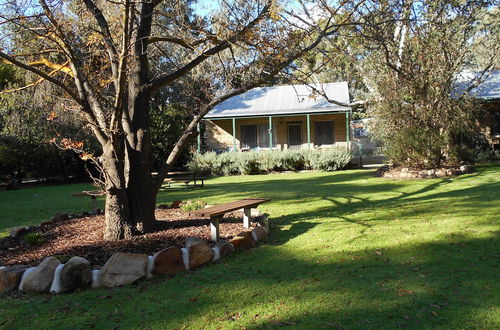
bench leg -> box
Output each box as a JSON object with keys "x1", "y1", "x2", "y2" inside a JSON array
[
  {"x1": 243, "y1": 208, "x2": 251, "y2": 228},
  {"x1": 210, "y1": 217, "x2": 221, "y2": 242}
]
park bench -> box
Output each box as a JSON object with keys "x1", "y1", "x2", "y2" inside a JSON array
[
  {"x1": 189, "y1": 198, "x2": 271, "y2": 241},
  {"x1": 72, "y1": 190, "x2": 105, "y2": 212}
]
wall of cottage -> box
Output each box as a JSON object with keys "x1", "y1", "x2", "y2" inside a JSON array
[{"x1": 204, "y1": 113, "x2": 348, "y2": 151}]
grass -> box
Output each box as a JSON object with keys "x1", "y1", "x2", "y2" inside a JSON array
[{"x1": 0, "y1": 164, "x2": 499, "y2": 329}]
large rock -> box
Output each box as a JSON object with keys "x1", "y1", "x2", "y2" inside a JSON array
[
  {"x1": 215, "y1": 240, "x2": 234, "y2": 258},
  {"x1": 59, "y1": 257, "x2": 92, "y2": 293},
  {"x1": 435, "y1": 168, "x2": 447, "y2": 178},
  {"x1": 153, "y1": 247, "x2": 185, "y2": 275},
  {"x1": 100, "y1": 253, "x2": 147, "y2": 288},
  {"x1": 185, "y1": 237, "x2": 205, "y2": 249},
  {"x1": 252, "y1": 226, "x2": 267, "y2": 241},
  {"x1": 0, "y1": 265, "x2": 29, "y2": 293},
  {"x1": 187, "y1": 240, "x2": 213, "y2": 269},
  {"x1": 257, "y1": 216, "x2": 270, "y2": 233},
  {"x1": 22, "y1": 256, "x2": 60, "y2": 292},
  {"x1": 460, "y1": 164, "x2": 472, "y2": 173},
  {"x1": 9, "y1": 226, "x2": 30, "y2": 238},
  {"x1": 230, "y1": 230, "x2": 255, "y2": 249}
]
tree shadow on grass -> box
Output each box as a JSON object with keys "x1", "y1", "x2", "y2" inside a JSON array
[{"x1": 5, "y1": 233, "x2": 495, "y2": 329}]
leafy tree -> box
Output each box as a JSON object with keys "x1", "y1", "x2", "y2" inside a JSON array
[
  {"x1": 290, "y1": 1, "x2": 498, "y2": 168},
  {"x1": 362, "y1": 0, "x2": 498, "y2": 168},
  {"x1": 0, "y1": 0, "x2": 361, "y2": 240}
]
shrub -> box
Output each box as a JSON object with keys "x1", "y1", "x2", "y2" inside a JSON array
[
  {"x1": 188, "y1": 147, "x2": 352, "y2": 175},
  {"x1": 23, "y1": 232, "x2": 47, "y2": 246},
  {"x1": 308, "y1": 148, "x2": 352, "y2": 171},
  {"x1": 180, "y1": 200, "x2": 207, "y2": 212},
  {"x1": 474, "y1": 149, "x2": 499, "y2": 162}
]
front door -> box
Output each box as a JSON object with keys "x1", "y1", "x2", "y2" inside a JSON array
[{"x1": 288, "y1": 123, "x2": 302, "y2": 149}]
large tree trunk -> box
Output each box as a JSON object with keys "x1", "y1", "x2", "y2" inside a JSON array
[{"x1": 101, "y1": 87, "x2": 158, "y2": 240}]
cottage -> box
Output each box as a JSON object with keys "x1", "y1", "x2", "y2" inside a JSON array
[
  {"x1": 198, "y1": 83, "x2": 352, "y2": 152},
  {"x1": 455, "y1": 70, "x2": 500, "y2": 149}
]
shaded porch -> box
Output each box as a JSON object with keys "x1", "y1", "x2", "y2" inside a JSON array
[{"x1": 198, "y1": 111, "x2": 351, "y2": 152}]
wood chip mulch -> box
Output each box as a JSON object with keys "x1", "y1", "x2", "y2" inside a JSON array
[{"x1": 0, "y1": 208, "x2": 253, "y2": 268}]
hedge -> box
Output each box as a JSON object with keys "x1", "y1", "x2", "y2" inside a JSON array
[{"x1": 188, "y1": 147, "x2": 352, "y2": 175}]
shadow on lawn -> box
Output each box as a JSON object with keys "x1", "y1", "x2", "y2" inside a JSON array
[
  {"x1": 24, "y1": 233, "x2": 496, "y2": 329},
  {"x1": 157, "y1": 166, "x2": 499, "y2": 245}
]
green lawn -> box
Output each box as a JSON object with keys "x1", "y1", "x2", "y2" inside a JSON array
[{"x1": 0, "y1": 164, "x2": 499, "y2": 329}]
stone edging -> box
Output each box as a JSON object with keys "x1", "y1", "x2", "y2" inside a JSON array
[
  {"x1": 0, "y1": 216, "x2": 271, "y2": 294},
  {"x1": 375, "y1": 164, "x2": 473, "y2": 179}
]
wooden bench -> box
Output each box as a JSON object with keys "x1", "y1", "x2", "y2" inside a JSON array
[
  {"x1": 72, "y1": 190, "x2": 105, "y2": 212},
  {"x1": 189, "y1": 198, "x2": 271, "y2": 241}
]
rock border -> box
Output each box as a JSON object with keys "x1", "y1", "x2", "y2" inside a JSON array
[
  {"x1": 0, "y1": 215, "x2": 271, "y2": 294},
  {"x1": 375, "y1": 164, "x2": 473, "y2": 179}
]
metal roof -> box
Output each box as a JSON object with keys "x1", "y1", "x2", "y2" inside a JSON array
[
  {"x1": 455, "y1": 70, "x2": 500, "y2": 100},
  {"x1": 206, "y1": 82, "x2": 351, "y2": 119}
]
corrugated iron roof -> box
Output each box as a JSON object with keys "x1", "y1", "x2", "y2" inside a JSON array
[
  {"x1": 455, "y1": 70, "x2": 500, "y2": 100},
  {"x1": 206, "y1": 82, "x2": 351, "y2": 118}
]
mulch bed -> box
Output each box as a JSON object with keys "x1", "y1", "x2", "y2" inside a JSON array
[{"x1": 0, "y1": 208, "x2": 253, "y2": 268}]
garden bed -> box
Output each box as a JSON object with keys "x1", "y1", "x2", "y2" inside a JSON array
[{"x1": 0, "y1": 208, "x2": 254, "y2": 267}]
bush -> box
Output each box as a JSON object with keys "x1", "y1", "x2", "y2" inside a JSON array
[
  {"x1": 188, "y1": 147, "x2": 352, "y2": 176},
  {"x1": 23, "y1": 232, "x2": 47, "y2": 246},
  {"x1": 180, "y1": 200, "x2": 207, "y2": 212},
  {"x1": 474, "y1": 149, "x2": 500, "y2": 162},
  {"x1": 307, "y1": 148, "x2": 352, "y2": 171}
]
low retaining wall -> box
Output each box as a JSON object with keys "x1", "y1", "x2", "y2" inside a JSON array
[
  {"x1": 0, "y1": 216, "x2": 271, "y2": 294},
  {"x1": 375, "y1": 164, "x2": 473, "y2": 179}
]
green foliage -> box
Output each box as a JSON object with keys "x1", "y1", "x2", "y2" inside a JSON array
[
  {"x1": 307, "y1": 148, "x2": 353, "y2": 171},
  {"x1": 474, "y1": 149, "x2": 500, "y2": 162},
  {"x1": 188, "y1": 147, "x2": 352, "y2": 175},
  {"x1": 179, "y1": 200, "x2": 207, "y2": 212},
  {"x1": 23, "y1": 232, "x2": 46, "y2": 246},
  {"x1": 149, "y1": 103, "x2": 193, "y2": 171}
]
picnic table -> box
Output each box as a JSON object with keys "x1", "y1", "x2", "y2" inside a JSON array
[
  {"x1": 71, "y1": 190, "x2": 105, "y2": 212},
  {"x1": 153, "y1": 171, "x2": 206, "y2": 189},
  {"x1": 190, "y1": 198, "x2": 271, "y2": 241}
]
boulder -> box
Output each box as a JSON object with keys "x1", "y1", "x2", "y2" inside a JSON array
[
  {"x1": 188, "y1": 240, "x2": 213, "y2": 269},
  {"x1": 0, "y1": 265, "x2": 29, "y2": 293},
  {"x1": 460, "y1": 164, "x2": 472, "y2": 173},
  {"x1": 51, "y1": 213, "x2": 69, "y2": 222},
  {"x1": 22, "y1": 256, "x2": 61, "y2": 292},
  {"x1": 10, "y1": 226, "x2": 30, "y2": 238},
  {"x1": 185, "y1": 237, "x2": 205, "y2": 249},
  {"x1": 257, "y1": 216, "x2": 270, "y2": 233},
  {"x1": 435, "y1": 168, "x2": 447, "y2": 178},
  {"x1": 252, "y1": 226, "x2": 267, "y2": 241},
  {"x1": 230, "y1": 230, "x2": 255, "y2": 249},
  {"x1": 153, "y1": 247, "x2": 185, "y2": 275},
  {"x1": 99, "y1": 253, "x2": 148, "y2": 288},
  {"x1": 215, "y1": 240, "x2": 235, "y2": 258},
  {"x1": 59, "y1": 257, "x2": 92, "y2": 293}
]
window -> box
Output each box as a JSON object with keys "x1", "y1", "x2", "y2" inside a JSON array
[
  {"x1": 241, "y1": 125, "x2": 257, "y2": 148},
  {"x1": 258, "y1": 123, "x2": 277, "y2": 148},
  {"x1": 354, "y1": 127, "x2": 367, "y2": 138},
  {"x1": 241, "y1": 123, "x2": 277, "y2": 149},
  {"x1": 314, "y1": 121, "x2": 334, "y2": 145}
]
